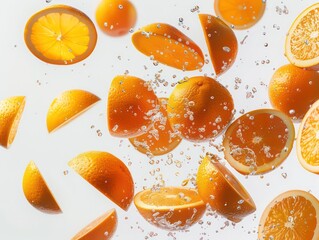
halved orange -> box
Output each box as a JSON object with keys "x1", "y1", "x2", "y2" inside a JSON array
[
  {"x1": 134, "y1": 187, "x2": 206, "y2": 230},
  {"x1": 258, "y1": 190, "x2": 319, "y2": 240},
  {"x1": 22, "y1": 161, "x2": 62, "y2": 214},
  {"x1": 0, "y1": 96, "x2": 26, "y2": 148},
  {"x1": 47, "y1": 89, "x2": 100, "y2": 133},
  {"x1": 297, "y1": 99, "x2": 319, "y2": 173},
  {"x1": 199, "y1": 14, "x2": 238, "y2": 76},
  {"x1": 223, "y1": 109, "x2": 295, "y2": 175},
  {"x1": 72, "y1": 209, "x2": 117, "y2": 240},
  {"x1": 285, "y1": 3, "x2": 319, "y2": 70},
  {"x1": 197, "y1": 154, "x2": 256, "y2": 222},
  {"x1": 214, "y1": 0, "x2": 266, "y2": 29},
  {"x1": 24, "y1": 5, "x2": 97, "y2": 65},
  {"x1": 132, "y1": 23, "x2": 204, "y2": 71}
]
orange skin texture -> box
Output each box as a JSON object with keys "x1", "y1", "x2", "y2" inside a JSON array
[
  {"x1": 199, "y1": 14, "x2": 238, "y2": 76},
  {"x1": 96, "y1": 0, "x2": 137, "y2": 36},
  {"x1": 269, "y1": 64, "x2": 319, "y2": 121},
  {"x1": 167, "y1": 76, "x2": 234, "y2": 142},
  {"x1": 132, "y1": 23, "x2": 204, "y2": 71},
  {"x1": 68, "y1": 151, "x2": 134, "y2": 210},
  {"x1": 108, "y1": 75, "x2": 159, "y2": 138}
]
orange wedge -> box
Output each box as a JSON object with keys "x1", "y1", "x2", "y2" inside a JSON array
[
  {"x1": 132, "y1": 23, "x2": 204, "y2": 71},
  {"x1": 197, "y1": 154, "x2": 256, "y2": 222},
  {"x1": 214, "y1": 0, "x2": 266, "y2": 29},
  {"x1": 285, "y1": 3, "x2": 319, "y2": 70},
  {"x1": 223, "y1": 109, "x2": 295, "y2": 175},
  {"x1": 297, "y1": 100, "x2": 319, "y2": 173},
  {"x1": 68, "y1": 151, "x2": 134, "y2": 210},
  {"x1": 258, "y1": 190, "x2": 319, "y2": 240},
  {"x1": 24, "y1": 5, "x2": 97, "y2": 65},
  {"x1": 199, "y1": 14, "x2": 238, "y2": 76},
  {"x1": 22, "y1": 161, "x2": 62, "y2": 214},
  {"x1": 47, "y1": 89, "x2": 100, "y2": 133},
  {"x1": 72, "y1": 209, "x2": 117, "y2": 240},
  {"x1": 134, "y1": 187, "x2": 206, "y2": 230}
]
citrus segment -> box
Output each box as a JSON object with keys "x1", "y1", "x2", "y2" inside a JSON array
[
  {"x1": 24, "y1": 5, "x2": 97, "y2": 65},
  {"x1": 72, "y1": 209, "x2": 117, "y2": 240},
  {"x1": 132, "y1": 23, "x2": 204, "y2": 71},
  {"x1": 107, "y1": 75, "x2": 159, "y2": 138},
  {"x1": 214, "y1": 0, "x2": 266, "y2": 29},
  {"x1": 68, "y1": 151, "x2": 134, "y2": 210},
  {"x1": 46, "y1": 89, "x2": 100, "y2": 133},
  {"x1": 0, "y1": 96, "x2": 25, "y2": 148},
  {"x1": 258, "y1": 190, "x2": 319, "y2": 240},
  {"x1": 197, "y1": 154, "x2": 256, "y2": 222},
  {"x1": 167, "y1": 76, "x2": 234, "y2": 142},
  {"x1": 199, "y1": 14, "x2": 238, "y2": 76},
  {"x1": 223, "y1": 109, "x2": 295, "y2": 175},
  {"x1": 134, "y1": 187, "x2": 206, "y2": 230},
  {"x1": 22, "y1": 161, "x2": 62, "y2": 214}
]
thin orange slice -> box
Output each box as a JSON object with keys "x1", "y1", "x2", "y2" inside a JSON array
[
  {"x1": 72, "y1": 209, "x2": 117, "y2": 240},
  {"x1": 199, "y1": 14, "x2": 238, "y2": 76},
  {"x1": 132, "y1": 23, "x2": 204, "y2": 71},
  {"x1": 47, "y1": 89, "x2": 100, "y2": 133},
  {"x1": 223, "y1": 109, "x2": 295, "y2": 175},
  {"x1": 258, "y1": 190, "x2": 319, "y2": 240},
  {"x1": 24, "y1": 5, "x2": 97, "y2": 65},
  {"x1": 285, "y1": 3, "x2": 319, "y2": 70},
  {"x1": 214, "y1": 0, "x2": 266, "y2": 29},
  {"x1": 134, "y1": 187, "x2": 206, "y2": 230},
  {"x1": 297, "y1": 99, "x2": 319, "y2": 173},
  {"x1": 197, "y1": 154, "x2": 256, "y2": 222}
]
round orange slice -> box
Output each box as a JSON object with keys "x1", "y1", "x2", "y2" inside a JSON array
[
  {"x1": 0, "y1": 96, "x2": 26, "y2": 148},
  {"x1": 223, "y1": 109, "x2": 295, "y2": 175},
  {"x1": 132, "y1": 23, "x2": 204, "y2": 71},
  {"x1": 72, "y1": 209, "x2": 117, "y2": 240},
  {"x1": 197, "y1": 154, "x2": 256, "y2": 222},
  {"x1": 258, "y1": 190, "x2": 319, "y2": 240},
  {"x1": 24, "y1": 5, "x2": 97, "y2": 65},
  {"x1": 47, "y1": 89, "x2": 100, "y2": 133},
  {"x1": 134, "y1": 187, "x2": 206, "y2": 230}
]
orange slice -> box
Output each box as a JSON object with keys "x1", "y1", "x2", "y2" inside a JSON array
[
  {"x1": 129, "y1": 98, "x2": 182, "y2": 156},
  {"x1": 214, "y1": 0, "x2": 266, "y2": 29},
  {"x1": 197, "y1": 154, "x2": 256, "y2": 222},
  {"x1": 0, "y1": 96, "x2": 25, "y2": 148},
  {"x1": 107, "y1": 75, "x2": 159, "y2": 138},
  {"x1": 132, "y1": 23, "x2": 204, "y2": 71},
  {"x1": 297, "y1": 99, "x2": 319, "y2": 173},
  {"x1": 285, "y1": 3, "x2": 319, "y2": 70},
  {"x1": 258, "y1": 190, "x2": 319, "y2": 240},
  {"x1": 199, "y1": 14, "x2": 238, "y2": 76},
  {"x1": 24, "y1": 5, "x2": 97, "y2": 65},
  {"x1": 134, "y1": 187, "x2": 206, "y2": 230},
  {"x1": 22, "y1": 161, "x2": 62, "y2": 214},
  {"x1": 72, "y1": 209, "x2": 117, "y2": 240},
  {"x1": 47, "y1": 89, "x2": 100, "y2": 133},
  {"x1": 68, "y1": 151, "x2": 134, "y2": 210},
  {"x1": 223, "y1": 109, "x2": 295, "y2": 175}
]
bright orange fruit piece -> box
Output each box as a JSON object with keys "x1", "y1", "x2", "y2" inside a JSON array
[
  {"x1": 223, "y1": 109, "x2": 295, "y2": 175},
  {"x1": 197, "y1": 154, "x2": 256, "y2": 222},
  {"x1": 24, "y1": 5, "x2": 97, "y2": 65},
  {"x1": 134, "y1": 187, "x2": 206, "y2": 230},
  {"x1": 167, "y1": 76, "x2": 234, "y2": 142},
  {"x1": 132, "y1": 23, "x2": 204, "y2": 71},
  {"x1": 72, "y1": 209, "x2": 117, "y2": 240},
  {"x1": 214, "y1": 0, "x2": 266, "y2": 29},
  {"x1": 258, "y1": 190, "x2": 319, "y2": 240},
  {"x1": 68, "y1": 151, "x2": 134, "y2": 210},
  {"x1": 199, "y1": 14, "x2": 238, "y2": 76}
]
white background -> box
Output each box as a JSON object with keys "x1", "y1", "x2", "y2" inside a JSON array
[{"x1": 0, "y1": 0, "x2": 318, "y2": 239}]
